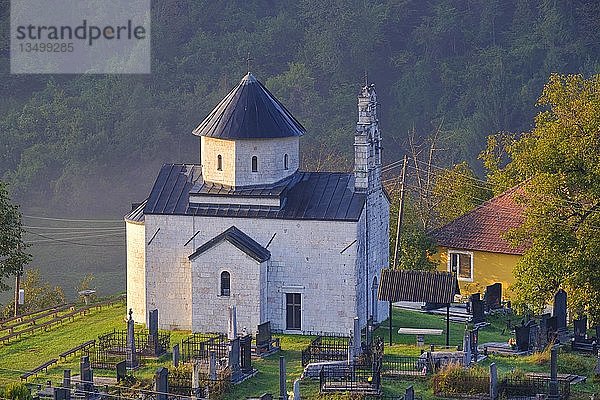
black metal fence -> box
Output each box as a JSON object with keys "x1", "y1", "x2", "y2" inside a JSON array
[
  {"x1": 88, "y1": 344, "x2": 139, "y2": 370},
  {"x1": 301, "y1": 333, "x2": 350, "y2": 366},
  {"x1": 381, "y1": 355, "x2": 430, "y2": 378},
  {"x1": 499, "y1": 376, "x2": 570, "y2": 400},
  {"x1": 180, "y1": 333, "x2": 229, "y2": 363},
  {"x1": 168, "y1": 368, "x2": 231, "y2": 398},
  {"x1": 97, "y1": 329, "x2": 170, "y2": 356},
  {"x1": 319, "y1": 363, "x2": 381, "y2": 395}
]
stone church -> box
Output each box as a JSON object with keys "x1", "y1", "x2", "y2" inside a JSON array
[{"x1": 125, "y1": 73, "x2": 389, "y2": 335}]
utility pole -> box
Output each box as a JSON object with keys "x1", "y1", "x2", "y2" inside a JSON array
[
  {"x1": 390, "y1": 155, "x2": 408, "y2": 345},
  {"x1": 14, "y1": 271, "x2": 21, "y2": 317}
]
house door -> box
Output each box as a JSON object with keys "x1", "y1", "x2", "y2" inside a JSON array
[{"x1": 286, "y1": 293, "x2": 301, "y2": 330}]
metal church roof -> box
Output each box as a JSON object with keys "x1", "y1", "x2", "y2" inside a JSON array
[
  {"x1": 140, "y1": 164, "x2": 366, "y2": 221},
  {"x1": 192, "y1": 73, "x2": 306, "y2": 139},
  {"x1": 188, "y1": 226, "x2": 271, "y2": 263}
]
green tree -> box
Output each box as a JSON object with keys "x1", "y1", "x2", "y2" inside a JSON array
[
  {"x1": 0, "y1": 181, "x2": 30, "y2": 292},
  {"x1": 3, "y1": 268, "x2": 65, "y2": 317},
  {"x1": 482, "y1": 74, "x2": 600, "y2": 320},
  {"x1": 431, "y1": 162, "x2": 493, "y2": 226}
]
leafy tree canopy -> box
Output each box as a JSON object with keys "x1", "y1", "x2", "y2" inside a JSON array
[
  {"x1": 482, "y1": 74, "x2": 600, "y2": 320},
  {"x1": 0, "y1": 181, "x2": 30, "y2": 292}
]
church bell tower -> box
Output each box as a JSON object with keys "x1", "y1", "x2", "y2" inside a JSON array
[{"x1": 354, "y1": 83, "x2": 382, "y2": 193}]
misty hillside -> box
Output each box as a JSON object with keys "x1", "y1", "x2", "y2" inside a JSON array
[{"x1": 2, "y1": 0, "x2": 599, "y2": 216}]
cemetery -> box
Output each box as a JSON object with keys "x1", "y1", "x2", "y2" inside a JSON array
[{"x1": 2, "y1": 290, "x2": 600, "y2": 399}]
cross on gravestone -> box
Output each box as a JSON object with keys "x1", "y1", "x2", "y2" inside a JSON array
[
  {"x1": 553, "y1": 289, "x2": 567, "y2": 331},
  {"x1": 172, "y1": 344, "x2": 180, "y2": 368},
  {"x1": 574, "y1": 316, "x2": 587, "y2": 339},
  {"x1": 484, "y1": 283, "x2": 502, "y2": 310},
  {"x1": 240, "y1": 334, "x2": 253, "y2": 372},
  {"x1": 155, "y1": 367, "x2": 169, "y2": 400},
  {"x1": 515, "y1": 324, "x2": 531, "y2": 352}
]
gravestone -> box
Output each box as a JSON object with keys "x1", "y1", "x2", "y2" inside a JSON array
[
  {"x1": 79, "y1": 356, "x2": 93, "y2": 399},
  {"x1": 462, "y1": 329, "x2": 471, "y2": 365},
  {"x1": 240, "y1": 334, "x2": 253, "y2": 372},
  {"x1": 353, "y1": 317, "x2": 362, "y2": 356},
  {"x1": 257, "y1": 322, "x2": 271, "y2": 349},
  {"x1": 547, "y1": 316, "x2": 558, "y2": 341},
  {"x1": 470, "y1": 293, "x2": 485, "y2": 324},
  {"x1": 549, "y1": 346, "x2": 559, "y2": 400},
  {"x1": 63, "y1": 369, "x2": 71, "y2": 389},
  {"x1": 209, "y1": 351, "x2": 217, "y2": 381},
  {"x1": 527, "y1": 321, "x2": 540, "y2": 351},
  {"x1": 126, "y1": 309, "x2": 139, "y2": 369},
  {"x1": 489, "y1": 363, "x2": 498, "y2": 400},
  {"x1": 116, "y1": 361, "x2": 127, "y2": 383},
  {"x1": 148, "y1": 309, "x2": 160, "y2": 355},
  {"x1": 229, "y1": 337, "x2": 242, "y2": 382},
  {"x1": 228, "y1": 306, "x2": 238, "y2": 340},
  {"x1": 405, "y1": 385, "x2": 415, "y2": 400},
  {"x1": 54, "y1": 388, "x2": 70, "y2": 400},
  {"x1": 279, "y1": 356, "x2": 287, "y2": 400},
  {"x1": 515, "y1": 324, "x2": 531, "y2": 352},
  {"x1": 484, "y1": 283, "x2": 502, "y2": 310},
  {"x1": 469, "y1": 328, "x2": 479, "y2": 361},
  {"x1": 538, "y1": 314, "x2": 551, "y2": 348},
  {"x1": 574, "y1": 316, "x2": 587, "y2": 340},
  {"x1": 596, "y1": 325, "x2": 600, "y2": 339},
  {"x1": 553, "y1": 290, "x2": 567, "y2": 331},
  {"x1": 155, "y1": 367, "x2": 169, "y2": 400},
  {"x1": 172, "y1": 344, "x2": 180, "y2": 368},
  {"x1": 192, "y1": 361, "x2": 201, "y2": 398},
  {"x1": 293, "y1": 379, "x2": 301, "y2": 400}
]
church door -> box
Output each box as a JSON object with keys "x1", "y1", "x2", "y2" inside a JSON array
[{"x1": 286, "y1": 293, "x2": 301, "y2": 330}]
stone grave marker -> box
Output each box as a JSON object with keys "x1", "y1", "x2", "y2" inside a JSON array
[
  {"x1": 79, "y1": 356, "x2": 94, "y2": 399},
  {"x1": 470, "y1": 293, "x2": 485, "y2": 324},
  {"x1": 172, "y1": 344, "x2": 180, "y2": 368},
  {"x1": 155, "y1": 367, "x2": 168, "y2": 400},
  {"x1": 148, "y1": 309, "x2": 159, "y2": 355},
  {"x1": 462, "y1": 329, "x2": 471, "y2": 365},
  {"x1": 538, "y1": 313, "x2": 550, "y2": 348},
  {"x1": 126, "y1": 309, "x2": 139, "y2": 370},
  {"x1": 515, "y1": 323, "x2": 531, "y2": 352},
  {"x1": 209, "y1": 351, "x2": 217, "y2": 381},
  {"x1": 116, "y1": 361, "x2": 127, "y2": 383},
  {"x1": 553, "y1": 289, "x2": 567, "y2": 331},
  {"x1": 240, "y1": 334, "x2": 253, "y2": 372},
  {"x1": 574, "y1": 316, "x2": 587, "y2": 339},
  {"x1": 547, "y1": 316, "x2": 558, "y2": 341},
  {"x1": 279, "y1": 356, "x2": 287, "y2": 400},
  {"x1": 353, "y1": 317, "x2": 362, "y2": 356},
  {"x1": 469, "y1": 328, "x2": 479, "y2": 361},
  {"x1": 229, "y1": 337, "x2": 242, "y2": 382},
  {"x1": 527, "y1": 321, "x2": 540, "y2": 351},
  {"x1": 228, "y1": 306, "x2": 238, "y2": 340},
  {"x1": 484, "y1": 283, "x2": 502, "y2": 310}
]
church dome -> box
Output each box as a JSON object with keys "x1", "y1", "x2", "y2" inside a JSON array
[{"x1": 192, "y1": 73, "x2": 305, "y2": 139}]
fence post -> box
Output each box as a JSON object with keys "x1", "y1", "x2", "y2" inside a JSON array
[
  {"x1": 405, "y1": 385, "x2": 414, "y2": 400},
  {"x1": 155, "y1": 367, "x2": 169, "y2": 400},
  {"x1": 279, "y1": 356, "x2": 287, "y2": 400},
  {"x1": 489, "y1": 362, "x2": 497, "y2": 400}
]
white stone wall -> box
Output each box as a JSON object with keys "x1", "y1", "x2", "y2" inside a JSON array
[
  {"x1": 355, "y1": 188, "x2": 390, "y2": 328},
  {"x1": 143, "y1": 214, "x2": 358, "y2": 333},
  {"x1": 200, "y1": 136, "x2": 299, "y2": 187},
  {"x1": 201, "y1": 137, "x2": 236, "y2": 186},
  {"x1": 126, "y1": 220, "x2": 146, "y2": 323},
  {"x1": 191, "y1": 240, "x2": 266, "y2": 333},
  {"x1": 234, "y1": 137, "x2": 299, "y2": 186}
]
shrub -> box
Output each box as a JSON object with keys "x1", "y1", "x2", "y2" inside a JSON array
[
  {"x1": 557, "y1": 352, "x2": 594, "y2": 375},
  {"x1": 431, "y1": 364, "x2": 490, "y2": 396},
  {"x1": 1, "y1": 382, "x2": 32, "y2": 400}
]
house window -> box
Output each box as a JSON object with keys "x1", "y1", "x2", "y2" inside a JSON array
[
  {"x1": 448, "y1": 250, "x2": 473, "y2": 281},
  {"x1": 217, "y1": 155, "x2": 223, "y2": 171},
  {"x1": 286, "y1": 293, "x2": 301, "y2": 330},
  {"x1": 284, "y1": 154, "x2": 289, "y2": 170},
  {"x1": 251, "y1": 156, "x2": 258, "y2": 172},
  {"x1": 220, "y1": 271, "x2": 230, "y2": 296}
]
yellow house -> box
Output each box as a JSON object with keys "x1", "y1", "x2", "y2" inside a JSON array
[{"x1": 429, "y1": 186, "x2": 527, "y2": 297}]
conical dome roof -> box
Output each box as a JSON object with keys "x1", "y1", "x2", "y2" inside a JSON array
[{"x1": 192, "y1": 73, "x2": 306, "y2": 139}]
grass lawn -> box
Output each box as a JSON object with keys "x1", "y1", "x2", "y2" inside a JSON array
[{"x1": 1, "y1": 303, "x2": 599, "y2": 399}]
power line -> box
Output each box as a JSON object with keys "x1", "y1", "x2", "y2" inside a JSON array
[
  {"x1": 25, "y1": 231, "x2": 125, "y2": 247},
  {"x1": 24, "y1": 225, "x2": 124, "y2": 230},
  {"x1": 23, "y1": 215, "x2": 123, "y2": 223}
]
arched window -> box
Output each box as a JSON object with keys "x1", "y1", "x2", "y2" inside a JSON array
[
  {"x1": 251, "y1": 156, "x2": 258, "y2": 172},
  {"x1": 217, "y1": 155, "x2": 223, "y2": 171},
  {"x1": 220, "y1": 271, "x2": 230, "y2": 296},
  {"x1": 284, "y1": 154, "x2": 289, "y2": 170}
]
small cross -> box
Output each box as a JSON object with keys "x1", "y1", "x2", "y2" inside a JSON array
[{"x1": 247, "y1": 52, "x2": 254, "y2": 73}]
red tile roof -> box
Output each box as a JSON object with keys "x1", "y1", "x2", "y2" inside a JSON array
[{"x1": 429, "y1": 185, "x2": 528, "y2": 255}]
